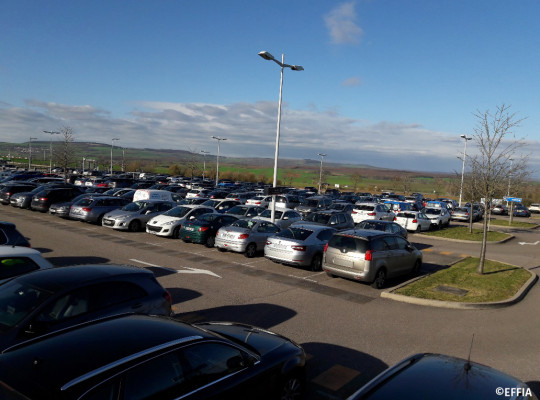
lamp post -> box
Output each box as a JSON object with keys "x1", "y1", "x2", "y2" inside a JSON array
[
  {"x1": 317, "y1": 153, "x2": 327, "y2": 194},
  {"x1": 201, "y1": 150, "x2": 210, "y2": 181},
  {"x1": 43, "y1": 130, "x2": 60, "y2": 174},
  {"x1": 110, "y1": 138, "x2": 119, "y2": 174},
  {"x1": 458, "y1": 134, "x2": 472, "y2": 207},
  {"x1": 211, "y1": 136, "x2": 226, "y2": 187},
  {"x1": 258, "y1": 50, "x2": 304, "y2": 222},
  {"x1": 507, "y1": 158, "x2": 514, "y2": 204},
  {"x1": 28, "y1": 137, "x2": 37, "y2": 170}
]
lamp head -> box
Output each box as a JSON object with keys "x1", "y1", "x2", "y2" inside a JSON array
[
  {"x1": 258, "y1": 51, "x2": 275, "y2": 61},
  {"x1": 291, "y1": 65, "x2": 304, "y2": 71}
]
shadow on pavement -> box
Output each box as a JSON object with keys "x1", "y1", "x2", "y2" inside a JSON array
[
  {"x1": 174, "y1": 303, "x2": 297, "y2": 330},
  {"x1": 46, "y1": 256, "x2": 110, "y2": 266},
  {"x1": 301, "y1": 342, "x2": 388, "y2": 400},
  {"x1": 166, "y1": 287, "x2": 201, "y2": 305}
]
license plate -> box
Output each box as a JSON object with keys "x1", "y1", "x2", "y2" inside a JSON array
[{"x1": 185, "y1": 227, "x2": 194, "y2": 231}]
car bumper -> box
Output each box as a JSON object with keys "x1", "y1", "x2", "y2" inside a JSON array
[
  {"x1": 146, "y1": 225, "x2": 175, "y2": 236},
  {"x1": 264, "y1": 247, "x2": 312, "y2": 267},
  {"x1": 215, "y1": 238, "x2": 248, "y2": 252},
  {"x1": 102, "y1": 218, "x2": 130, "y2": 230},
  {"x1": 323, "y1": 263, "x2": 371, "y2": 281}
]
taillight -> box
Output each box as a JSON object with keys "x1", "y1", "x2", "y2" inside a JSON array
[
  {"x1": 352, "y1": 210, "x2": 357, "y2": 214},
  {"x1": 365, "y1": 249, "x2": 373, "y2": 261},
  {"x1": 163, "y1": 290, "x2": 172, "y2": 305},
  {"x1": 39, "y1": 197, "x2": 48, "y2": 201},
  {"x1": 324, "y1": 243, "x2": 329, "y2": 252},
  {"x1": 367, "y1": 212, "x2": 376, "y2": 216},
  {"x1": 266, "y1": 240, "x2": 271, "y2": 245},
  {"x1": 238, "y1": 234, "x2": 249, "y2": 239},
  {"x1": 255, "y1": 201, "x2": 261, "y2": 204},
  {"x1": 198, "y1": 226, "x2": 209, "y2": 232},
  {"x1": 82, "y1": 207, "x2": 92, "y2": 212},
  {"x1": 412, "y1": 219, "x2": 418, "y2": 223},
  {"x1": 393, "y1": 217, "x2": 397, "y2": 221},
  {"x1": 291, "y1": 245, "x2": 306, "y2": 251}
]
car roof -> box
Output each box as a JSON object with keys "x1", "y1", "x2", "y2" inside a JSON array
[
  {"x1": 0, "y1": 246, "x2": 42, "y2": 257},
  {"x1": 335, "y1": 228, "x2": 392, "y2": 239},
  {"x1": 0, "y1": 315, "x2": 211, "y2": 396},
  {"x1": 10, "y1": 264, "x2": 152, "y2": 292},
  {"x1": 357, "y1": 219, "x2": 394, "y2": 225},
  {"x1": 289, "y1": 223, "x2": 337, "y2": 231}
]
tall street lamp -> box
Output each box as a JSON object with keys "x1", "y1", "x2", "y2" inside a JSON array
[
  {"x1": 211, "y1": 136, "x2": 226, "y2": 187},
  {"x1": 258, "y1": 50, "x2": 304, "y2": 222},
  {"x1": 110, "y1": 138, "x2": 119, "y2": 174},
  {"x1": 458, "y1": 134, "x2": 472, "y2": 207},
  {"x1": 43, "y1": 130, "x2": 60, "y2": 174},
  {"x1": 28, "y1": 137, "x2": 37, "y2": 170},
  {"x1": 201, "y1": 150, "x2": 210, "y2": 181},
  {"x1": 507, "y1": 158, "x2": 514, "y2": 204},
  {"x1": 318, "y1": 153, "x2": 327, "y2": 194}
]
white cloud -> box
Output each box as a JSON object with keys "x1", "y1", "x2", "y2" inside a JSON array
[
  {"x1": 324, "y1": 2, "x2": 363, "y2": 45},
  {"x1": 342, "y1": 77, "x2": 362, "y2": 87}
]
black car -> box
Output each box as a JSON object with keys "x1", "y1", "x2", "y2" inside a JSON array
[
  {"x1": 9, "y1": 182, "x2": 79, "y2": 209},
  {"x1": 30, "y1": 187, "x2": 85, "y2": 212},
  {"x1": 0, "y1": 265, "x2": 172, "y2": 351},
  {"x1": 0, "y1": 182, "x2": 38, "y2": 205},
  {"x1": 355, "y1": 220, "x2": 408, "y2": 239},
  {"x1": 0, "y1": 314, "x2": 306, "y2": 400},
  {"x1": 0, "y1": 222, "x2": 30, "y2": 247},
  {"x1": 346, "y1": 353, "x2": 533, "y2": 399}
]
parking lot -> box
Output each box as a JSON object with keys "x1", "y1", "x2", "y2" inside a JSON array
[{"x1": 2, "y1": 205, "x2": 539, "y2": 399}]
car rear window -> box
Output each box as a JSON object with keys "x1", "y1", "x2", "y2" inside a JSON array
[
  {"x1": 328, "y1": 235, "x2": 368, "y2": 253},
  {"x1": 277, "y1": 227, "x2": 313, "y2": 241}
]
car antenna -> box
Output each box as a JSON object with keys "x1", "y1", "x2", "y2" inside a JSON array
[{"x1": 464, "y1": 333, "x2": 475, "y2": 372}]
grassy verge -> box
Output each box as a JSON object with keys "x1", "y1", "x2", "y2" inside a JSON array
[
  {"x1": 422, "y1": 226, "x2": 510, "y2": 241},
  {"x1": 395, "y1": 258, "x2": 530, "y2": 302},
  {"x1": 489, "y1": 219, "x2": 538, "y2": 228}
]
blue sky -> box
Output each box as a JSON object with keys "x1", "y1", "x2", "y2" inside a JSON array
[{"x1": 1, "y1": 0, "x2": 539, "y2": 177}]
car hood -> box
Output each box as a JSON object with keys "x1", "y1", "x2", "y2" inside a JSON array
[
  {"x1": 104, "y1": 209, "x2": 139, "y2": 218},
  {"x1": 148, "y1": 214, "x2": 181, "y2": 224},
  {"x1": 195, "y1": 322, "x2": 299, "y2": 356}
]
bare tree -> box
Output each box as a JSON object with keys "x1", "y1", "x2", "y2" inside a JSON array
[
  {"x1": 351, "y1": 172, "x2": 362, "y2": 191},
  {"x1": 469, "y1": 104, "x2": 529, "y2": 274},
  {"x1": 54, "y1": 126, "x2": 77, "y2": 178}
]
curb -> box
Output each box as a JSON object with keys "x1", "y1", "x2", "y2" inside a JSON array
[{"x1": 381, "y1": 265, "x2": 538, "y2": 310}]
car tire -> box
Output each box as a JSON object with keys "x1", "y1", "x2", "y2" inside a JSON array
[
  {"x1": 129, "y1": 220, "x2": 141, "y2": 232},
  {"x1": 217, "y1": 247, "x2": 227, "y2": 253},
  {"x1": 416, "y1": 226, "x2": 422, "y2": 233},
  {"x1": 371, "y1": 268, "x2": 386, "y2": 289},
  {"x1": 244, "y1": 243, "x2": 257, "y2": 258},
  {"x1": 205, "y1": 235, "x2": 215, "y2": 248},
  {"x1": 278, "y1": 370, "x2": 305, "y2": 400},
  {"x1": 172, "y1": 227, "x2": 181, "y2": 239},
  {"x1": 310, "y1": 253, "x2": 323, "y2": 271},
  {"x1": 96, "y1": 214, "x2": 105, "y2": 225},
  {"x1": 412, "y1": 260, "x2": 422, "y2": 276}
]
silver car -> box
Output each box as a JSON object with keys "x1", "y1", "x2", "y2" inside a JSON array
[
  {"x1": 264, "y1": 224, "x2": 336, "y2": 271},
  {"x1": 323, "y1": 229, "x2": 422, "y2": 289},
  {"x1": 69, "y1": 196, "x2": 129, "y2": 224},
  {"x1": 252, "y1": 209, "x2": 302, "y2": 229},
  {"x1": 215, "y1": 219, "x2": 281, "y2": 257},
  {"x1": 102, "y1": 201, "x2": 176, "y2": 231}
]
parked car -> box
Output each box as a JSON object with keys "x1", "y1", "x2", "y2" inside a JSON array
[
  {"x1": 0, "y1": 265, "x2": 172, "y2": 351},
  {"x1": 355, "y1": 220, "x2": 408, "y2": 239},
  {"x1": 246, "y1": 195, "x2": 273, "y2": 207},
  {"x1": 146, "y1": 205, "x2": 217, "y2": 238},
  {"x1": 0, "y1": 246, "x2": 53, "y2": 283},
  {"x1": 0, "y1": 314, "x2": 306, "y2": 400},
  {"x1": 294, "y1": 195, "x2": 333, "y2": 217},
  {"x1": 177, "y1": 197, "x2": 210, "y2": 205},
  {"x1": 450, "y1": 206, "x2": 480, "y2": 222},
  {"x1": 49, "y1": 193, "x2": 106, "y2": 218},
  {"x1": 225, "y1": 204, "x2": 266, "y2": 218},
  {"x1": 215, "y1": 219, "x2": 281, "y2": 258},
  {"x1": 491, "y1": 203, "x2": 509, "y2": 215},
  {"x1": 323, "y1": 229, "x2": 422, "y2": 289},
  {"x1": 513, "y1": 205, "x2": 531, "y2": 217},
  {"x1": 347, "y1": 353, "x2": 534, "y2": 400},
  {"x1": 178, "y1": 213, "x2": 238, "y2": 247},
  {"x1": 529, "y1": 203, "x2": 540, "y2": 214},
  {"x1": 265, "y1": 224, "x2": 336, "y2": 271},
  {"x1": 0, "y1": 221, "x2": 30, "y2": 247},
  {"x1": 351, "y1": 202, "x2": 395, "y2": 224},
  {"x1": 252, "y1": 208, "x2": 303, "y2": 229},
  {"x1": 9, "y1": 184, "x2": 72, "y2": 209},
  {"x1": 394, "y1": 211, "x2": 431, "y2": 232},
  {"x1": 274, "y1": 194, "x2": 303, "y2": 209},
  {"x1": 328, "y1": 201, "x2": 355, "y2": 213},
  {"x1": 185, "y1": 188, "x2": 212, "y2": 199},
  {"x1": 0, "y1": 182, "x2": 38, "y2": 205},
  {"x1": 423, "y1": 207, "x2": 451, "y2": 228},
  {"x1": 225, "y1": 192, "x2": 257, "y2": 204},
  {"x1": 69, "y1": 196, "x2": 130, "y2": 224},
  {"x1": 294, "y1": 210, "x2": 355, "y2": 231},
  {"x1": 201, "y1": 199, "x2": 241, "y2": 213},
  {"x1": 30, "y1": 187, "x2": 85, "y2": 212},
  {"x1": 102, "y1": 200, "x2": 176, "y2": 231}
]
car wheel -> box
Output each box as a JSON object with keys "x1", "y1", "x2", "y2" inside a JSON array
[
  {"x1": 310, "y1": 253, "x2": 323, "y2": 271},
  {"x1": 129, "y1": 220, "x2": 141, "y2": 232},
  {"x1": 172, "y1": 226, "x2": 181, "y2": 239},
  {"x1": 205, "y1": 235, "x2": 215, "y2": 248},
  {"x1": 278, "y1": 371, "x2": 304, "y2": 400},
  {"x1": 438, "y1": 222, "x2": 442, "y2": 230},
  {"x1": 412, "y1": 260, "x2": 422, "y2": 276},
  {"x1": 96, "y1": 214, "x2": 105, "y2": 225},
  {"x1": 416, "y1": 226, "x2": 421, "y2": 233},
  {"x1": 244, "y1": 243, "x2": 257, "y2": 258},
  {"x1": 371, "y1": 268, "x2": 386, "y2": 289}
]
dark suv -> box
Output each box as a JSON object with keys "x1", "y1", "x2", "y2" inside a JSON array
[
  {"x1": 0, "y1": 264, "x2": 172, "y2": 351},
  {"x1": 30, "y1": 187, "x2": 84, "y2": 212},
  {"x1": 323, "y1": 229, "x2": 422, "y2": 288}
]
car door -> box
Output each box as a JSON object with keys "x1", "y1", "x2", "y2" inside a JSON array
[{"x1": 255, "y1": 222, "x2": 280, "y2": 249}]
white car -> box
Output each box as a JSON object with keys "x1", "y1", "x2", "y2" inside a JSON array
[
  {"x1": 394, "y1": 211, "x2": 431, "y2": 232},
  {"x1": 245, "y1": 195, "x2": 273, "y2": 207},
  {"x1": 529, "y1": 203, "x2": 540, "y2": 214},
  {"x1": 146, "y1": 205, "x2": 216, "y2": 238},
  {"x1": 423, "y1": 207, "x2": 451, "y2": 229},
  {"x1": 252, "y1": 208, "x2": 302, "y2": 229},
  {"x1": 351, "y1": 202, "x2": 395, "y2": 224},
  {"x1": 0, "y1": 246, "x2": 53, "y2": 283}
]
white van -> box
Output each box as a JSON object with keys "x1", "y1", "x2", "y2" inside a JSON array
[{"x1": 133, "y1": 189, "x2": 181, "y2": 203}]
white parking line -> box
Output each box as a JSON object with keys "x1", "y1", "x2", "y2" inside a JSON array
[{"x1": 130, "y1": 259, "x2": 221, "y2": 278}]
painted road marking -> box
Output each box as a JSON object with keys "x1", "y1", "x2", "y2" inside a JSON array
[{"x1": 130, "y1": 259, "x2": 222, "y2": 278}]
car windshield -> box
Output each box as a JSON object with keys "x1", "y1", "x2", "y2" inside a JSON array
[
  {"x1": 227, "y1": 206, "x2": 247, "y2": 215},
  {"x1": 163, "y1": 206, "x2": 191, "y2": 218},
  {"x1": 397, "y1": 212, "x2": 417, "y2": 219},
  {"x1": 277, "y1": 227, "x2": 313, "y2": 241},
  {"x1": 122, "y1": 201, "x2": 150, "y2": 211},
  {"x1": 304, "y1": 213, "x2": 331, "y2": 224},
  {"x1": 425, "y1": 208, "x2": 441, "y2": 215},
  {"x1": 260, "y1": 210, "x2": 283, "y2": 219},
  {"x1": 305, "y1": 199, "x2": 320, "y2": 207},
  {"x1": 0, "y1": 281, "x2": 52, "y2": 331},
  {"x1": 231, "y1": 219, "x2": 256, "y2": 229},
  {"x1": 202, "y1": 200, "x2": 220, "y2": 208},
  {"x1": 197, "y1": 213, "x2": 217, "y2": 223},
  {"x1": 356, "y1": 205, "x2": 375, "y2": 211}
]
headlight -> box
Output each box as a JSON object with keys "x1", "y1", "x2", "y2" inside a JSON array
[{"x1": 162, "y1": 220, "x2": 176, "y2": 226}]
